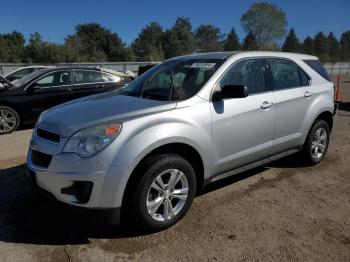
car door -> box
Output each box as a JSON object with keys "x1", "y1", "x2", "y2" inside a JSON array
[
  {"x1": 69, "y1": 69, "x2": 117, "y2": 100},
  {"x1": 211, "y1": 58, "x2": 275, "y2": 174},
  {"x1": 24, "y1": 70, "x2": 73, "y2": 120},
  {"x1": 263, "y1": 58, "x2": 311, "y2": 153}
]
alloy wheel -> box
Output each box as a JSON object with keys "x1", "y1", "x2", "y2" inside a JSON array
[
  {"x1": 0, "y1": 109, "x2": 17, "y2": 134},
  {"x1": 311, "y1": 127, "x2": 328, "y2": 159},
  {"x1": 146, "y1": 169, "x2": 189, "y2": 222}
]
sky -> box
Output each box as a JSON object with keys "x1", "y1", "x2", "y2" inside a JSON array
[{"x1": 0, "y1": 0, "x2": 349, "y2": 45}]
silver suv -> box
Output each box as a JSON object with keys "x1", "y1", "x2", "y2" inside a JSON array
[{"x1": 26, "y1": 52, "x2": 336, "y2": 231}]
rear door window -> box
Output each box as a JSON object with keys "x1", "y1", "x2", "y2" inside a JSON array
[
  {"x1": 74, "y1": 70, "x2": 103, "y2": 84},
  {"x1": 221, "y1": 59, "x2": 266, "y2": 94},
  {"x1": 265, "y1": 58, "x2": 301, "y2": 90},
  {"x1": 303, "y1": 59, "x2": 331, "y2": 81}
]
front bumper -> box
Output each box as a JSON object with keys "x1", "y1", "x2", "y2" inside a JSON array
[
  {"x1": 26, "y1": 129, "x2": 133, "y2": 211},
  {"x1": 25, "y1": 165, "x2": 121, "y2": 225}
]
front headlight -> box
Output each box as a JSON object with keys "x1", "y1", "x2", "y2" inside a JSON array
[{"x1": 63, "y1": 123, "x2": 122, "y2": 157}]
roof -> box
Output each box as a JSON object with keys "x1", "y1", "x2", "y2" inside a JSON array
[
  {"x1": 170, "y1": 51, "x2": 237, "y2": 61},
  {"x1": 170, "y1": 51, "x2": 318, "y2": 61},
  {"x1": 230, "y1": 51, "x2": 318, "y2": 60}
]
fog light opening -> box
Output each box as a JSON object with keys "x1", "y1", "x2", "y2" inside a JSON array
[{"x1": 61, "y1": 181, "x2": 93, "y2": 203}]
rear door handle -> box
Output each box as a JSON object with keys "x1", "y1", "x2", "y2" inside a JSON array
[
  {"x1": 261, "y1": 101, "x2": 273, "y2": 109},
  {"x1": 304, "y1": 91, "x2": 313, "y2": 98}
]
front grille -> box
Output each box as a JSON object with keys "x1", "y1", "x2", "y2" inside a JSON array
[
  {"x1": 31, "y1": 150, "x2": 52, "y2": 168},
  {"x1": 37, "y1": 128, "x2": 60, "y2": 143}
]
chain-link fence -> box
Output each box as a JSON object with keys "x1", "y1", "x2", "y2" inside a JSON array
[
  {"x1": 1, "y1": 61, "x2": 350, "y2": 76},
  {"x1": 0, "y1": 62, "x2": 160, "y2": 76},
  {"x1": 323, "y1": 63, "x2": 350, "y2": 75}
]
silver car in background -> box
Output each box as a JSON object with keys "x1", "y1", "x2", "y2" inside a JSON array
[{"x1": 25, "y1": 51, "x2": 335, "y2": 231}]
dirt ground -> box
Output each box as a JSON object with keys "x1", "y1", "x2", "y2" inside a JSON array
[{"x1": 0, "y1": 77, "x2": 349, "y2": 262}]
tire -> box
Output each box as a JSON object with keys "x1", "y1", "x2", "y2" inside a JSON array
[
  {"x1": 131, "y1": 154, "x2": 197, "y2": 232},
  {"x1": 301, "y1": 119, "x2": 330, "y2": 165},
  {"x1": 0, "y1": 106, "x2": 20, "y2": 135}
]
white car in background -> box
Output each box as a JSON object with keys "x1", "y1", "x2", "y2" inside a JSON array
[{"x1": 2, "y1": 66, "x2": 53, "y2": 82}]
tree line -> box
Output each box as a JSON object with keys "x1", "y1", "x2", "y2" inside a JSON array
[{"x1": 0, "y1": 2, "x2": 349, "y2": 64}]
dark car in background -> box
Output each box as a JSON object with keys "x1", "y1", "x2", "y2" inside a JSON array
[{"x1": 0, "y1": 67, "x2": 131, "y2": 134}]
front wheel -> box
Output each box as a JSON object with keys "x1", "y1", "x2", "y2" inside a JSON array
[
  {"x1": 302, "y1": 119, "x2": 330, "y2": 165},
  {"x1": 131, "y1": 154, "x2": 197, "y2": 232},
  {"x1": 0, "y1": 106, "x2": 20, "y2": 135}
]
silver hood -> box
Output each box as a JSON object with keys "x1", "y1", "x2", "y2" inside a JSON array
[{"x1": 38, "y1": 92, "x2": 177, "y2": 137}]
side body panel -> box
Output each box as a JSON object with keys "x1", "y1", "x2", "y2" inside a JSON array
[{"x1": 210, "y1": 93, "x2": 275, "y2": 174}]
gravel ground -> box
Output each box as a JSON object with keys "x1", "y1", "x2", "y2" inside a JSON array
[{"x1": 0, "y1": 77, "x2": 349, "y2": 262}]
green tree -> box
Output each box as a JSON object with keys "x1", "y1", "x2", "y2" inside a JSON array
[
  {"x1": 241, "y1": 2, "x2": 287, "y2": 49},
  {"x1": 241, "y1": 31, "x2": 258, "y2": 51},
  {"x1": 340, "y1": 31, "x2": 350, "y2": 61},
  {"x1": 0, "y1": 36, "x2": 10, "y2": 62},
  {"x1": 25, "y1": 32, "x2": 65, "y2": 63},
  {"x1": 125, "y1": 46, "x2": 136, "y2": 62},
  {"x1": 72, "y1": 23, "x2": 128, "y2": 62},
  {"x1": 0, "y1": 31, "x2": 25, "y2": 62},
  {"x1": 25, "y1": 32, "x2": 46, "y2": 63},
  {"x1": 63, "y1": 35, "x2": 81, "y2": 62},
  {"x1": 327, "y1": 32, "x2": 339, "y2": 62},
  {"x1": 195, "y1": 24, "x2": 223, "y2": 52},
  {"x1": 302, "y1": 36, "x2": 314, "y2": 55},
  {"x1": 162, "y1": 17, "x2": 195, "y2": 58},
  {"x1": 132, "y1": 22, "x2": 164, "y2": 61},
  {"x1": 281, "y1": 28, "x2": 301, "y2": 52},
  {"x1": 314, "y1": 32, "x2": 329, "y2": 62},
  {"x1": 223, "y1": 27, "x2": 241, "y2": 51}
]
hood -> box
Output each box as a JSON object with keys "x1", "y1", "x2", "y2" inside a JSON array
[{"x1": 38, "y1": 92, "x2": 177, "y2": 137}]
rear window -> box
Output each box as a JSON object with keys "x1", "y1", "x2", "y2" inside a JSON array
[{"x1": 303, "y1": 60, "x2": 331, "y2": 81}]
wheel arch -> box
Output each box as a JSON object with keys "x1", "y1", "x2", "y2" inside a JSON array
[
  {"x1": 315, "y1": 110, "x2": 333, "y2": 131},
  {"x1": 120, "y1": 142, "x2": 205, "y2": 222},
  {"x1": 0, "y1": 102, "x2": 22, "y2": 120}
]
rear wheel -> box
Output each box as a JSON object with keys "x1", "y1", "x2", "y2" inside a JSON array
[
  {"x1": 131, "y1": 154, "x2": 196, "y2": 231},
  {"x1": 0, "y1": 106, "x2": 20, "y2": 135},
  {"x1": 302, "y1": 119, "x2": 330, "y2": 165}
]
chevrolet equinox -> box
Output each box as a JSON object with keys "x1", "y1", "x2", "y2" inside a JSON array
[{"x1": 26, "y1": 52, "x2": 336, "y2": 231}]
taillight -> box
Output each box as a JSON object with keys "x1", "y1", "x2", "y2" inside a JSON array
[{"x1": 335, "y1": 75, "x2": 340, "y2": 102}]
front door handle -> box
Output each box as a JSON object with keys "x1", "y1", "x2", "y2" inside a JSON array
[
  {"x1": 261, "y1": 101, "x2": 273, "y2": 109},
  {"x1": 304, "y1": 91, "x2": 313, "y2": 98}
]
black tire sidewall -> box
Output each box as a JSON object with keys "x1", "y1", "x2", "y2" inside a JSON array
[
  {"x1": 0, "y1": 106, "x2": 20, "y2": 134},
  {"x1": 132, "y1": 154, "x2": 197, "y2": 231},
  {"x1": 305, "y1": 120, "x2": 330, "y2": 165}
]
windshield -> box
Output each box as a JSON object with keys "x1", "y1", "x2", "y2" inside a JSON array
[
  {"x1": 12, "y1": 69, "x2": 47, "y2": 87},
  {"x1": 118, "y1": 58, "x2": 223, "y2": 101}
]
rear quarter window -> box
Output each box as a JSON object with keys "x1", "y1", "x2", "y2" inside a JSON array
[{"x1": 303, "y1": 59, "x2": 331, "y2": 81}]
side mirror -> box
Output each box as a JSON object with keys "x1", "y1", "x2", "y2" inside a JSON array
[
  {"x1": 30, "y1": 85, "x2": 41, "y2": 91},
  {"x1": 26, "y1": 84, "x2": 40, "y2": 93},
  {"x1": 213, "y1": 84, "x2": 248, "y2": 100}
]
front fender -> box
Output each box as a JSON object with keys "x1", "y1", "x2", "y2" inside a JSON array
[{"x1": 112, "y1": 121, "x2": 211, "y2": 172}]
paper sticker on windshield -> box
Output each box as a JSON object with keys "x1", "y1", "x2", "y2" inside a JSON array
[{"x1": 190, "y1": 63, "x2": 216, "y2": 69}]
